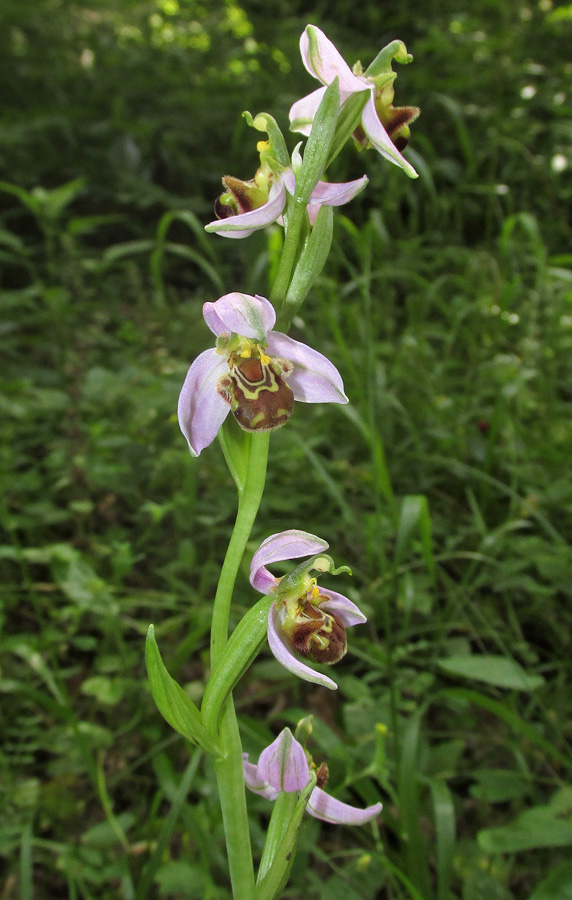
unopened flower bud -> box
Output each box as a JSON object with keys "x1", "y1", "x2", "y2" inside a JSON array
[{"x1": 294, "y1": 715, "x2": 314, "y2": 744}]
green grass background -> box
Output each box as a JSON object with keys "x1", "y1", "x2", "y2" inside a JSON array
[{"x1": 1, "y1": 0, "x2": 572, "y2": 897}]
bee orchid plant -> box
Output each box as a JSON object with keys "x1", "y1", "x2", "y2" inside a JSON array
[{"x1": 146, "y1": 22, "x2": 420, "y2": 900}]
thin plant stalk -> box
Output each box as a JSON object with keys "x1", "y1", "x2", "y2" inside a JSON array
[{"x1": 208, "y1": 431, "x2": 270, "y2": 899}]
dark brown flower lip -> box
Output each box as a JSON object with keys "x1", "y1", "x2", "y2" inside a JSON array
[{"x1": 289, "y1": 598, "x2": 347, "y2": 665}]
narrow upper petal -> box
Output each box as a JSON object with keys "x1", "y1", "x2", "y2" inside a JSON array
[
  {"x1": 203, "y1": 293, "x2": 276, "y2": 341},
  {"x1": 204, "y1": 180, "x2": 287, "y2": 239},
  {"x1": 317, "y1": 589, "x2": 367, "y2": 628},
  {"x1": 268, "y1": 606, "x2": 338, "y2": 690},
  {"x1": 361, "y1": 96, "x2": 418, "y2": 178},
  {"x1": 177, "y1": 349, "x2": 230, "y2": 456},
  {"x1": 265, "y1": 332, "x2": 348, "y2": 404},
  {"x1": 257, "y1": 728, "x2": 310, "y2": 793},
  {"x1": 242, "y1": 755, "x2": 279, "y2": 800},
  {"x1": 310, "y1": 175, "x2": 368, "y2": 206},
  {"x1": 289, "y1": 86, "x2": 327, "y2": 136},
  {"x1": 250, "y1": 529, "x2": 329, "y2": 594},
  {"x1": 301, "y1": 25, "x2": 368, "y2": 95},
  {"x1": 307, "y1": 175, "x2": 369, "y2": 225},
  {"x1": 307, "y1": 787, "x2": 382, "y2": 824}
]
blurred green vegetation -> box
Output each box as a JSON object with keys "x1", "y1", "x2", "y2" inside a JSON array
[{"x1": 1, "y1": 0, "x2": 572, "y2": 898}]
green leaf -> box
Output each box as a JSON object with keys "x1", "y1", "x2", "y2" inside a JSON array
[
  {"x1": 218, "y1": 420, "x2": 251, "y2": 495},
  {"x1": 145, "y1": 626, "x2": 220, "y2": 756},
  {"x1": 528, "y1": 860, "x2": 572, "y2": 900},
  {"x1": 11, "y1": 643, "x2": 65, "y2": 705},
  {"x1": 19, "y1": 823, "x2": 33, "y2": 900},
  {"x1": 438, "y1": 654, "x2": 544, "y2": 691},
  {"x1": 100, "y1": 239, "x2": 154, "y2": 269},
  {"x1": 154, "y1": 861, "x2": 207, "y2": 896},
  {"x1": 0, "y1": 227, "x2": 27, "y2": 252},
  {"x1": 428, "y1": 778, "x2": 455, "y2": 900},
  {"x1": 151, "y1": 208, "x2": 223, "y2": 303},
  {"x1": 462, "y1": 870, "x2": 514, "y2": 900},
  {"x1": 395, "y1": 494, "x2": 436, "y2": 583},
  {"x1": 0, "y1": 178, "x2": 86, "y2": 223},
  {"x1": 34, "y1": 177, "x2": 86, "y2": 220},
  {"x1": 478, "y1": 788, "x2": 572, "y2": 853},
  {"x1": 0, "y1": 180, "x2": 42, "y2": 218},
  {"x1": 326, "y1": 89, "x2": 370, "y2": 169},
  {"x1": 256, "y1": 791, "x2": 299, "y2": 886},
  {"x1": 280, "y1": 204, "x2": 334, "y2": 327},
  {"x1": 82, "y1": 813, "x2": 136, "y2": 847},
  {"x1": 469, "y1": 769, "x2": 529, "y2": 804},
  {"x1": 201, "y1": 596, "x2": 272, "y2": 735},
  {"x1": 66, "y1": 214, "x2": 124, "y2": 236},
  {"x1": 398, "y1": 711, "x2": 433, "y2": 899},
  {"x1": 81, "y1": 675, "x2": 130, "y2": 706},
  {"x1": 440, "y1": 688, "x2": 572, "y2": 775},
  {"x1": 255, "y1": 775, "x2": 317, "y2": 900},
  {"x1": 294, "y1": 78, "x2": 340, "y2": 204}
]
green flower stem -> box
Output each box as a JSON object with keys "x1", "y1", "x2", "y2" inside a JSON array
[
  {"x1": 209, "y1": 430, "x2": 270, "y2": 900},
  {"x1": 270, "y1": 200, "x2": 307, "y2": 323},
  {"x1": 210, "y1": 430, "x2": 270, "y2": 667},
  {"x1": 214, "y1": 701, "x2": 257, "y2": 900}
]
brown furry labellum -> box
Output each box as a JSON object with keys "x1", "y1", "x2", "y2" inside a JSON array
[
  {"x1": 289, "y1": 597, "x2": 347, "y2": 665},
  {"x1": 217, "y1": 355, "x2": 294, "y2": 433},
  {"x1": 354, "y1": 104, "x2": 420, "y2": 152}
]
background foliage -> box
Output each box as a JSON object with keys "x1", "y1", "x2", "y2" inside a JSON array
[{"x1": 1, "y1": 0, "x2": 572, "y2": 897}]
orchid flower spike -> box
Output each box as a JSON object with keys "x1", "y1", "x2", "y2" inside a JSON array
[
  {"x1": 205, "y1": 139, "x2": 368, "y2": 239},
  {"x1": 250, "y1": 529, "x2": 366, "y2": 690},
  {"x1": 290, "y1": 25, "x2": 420, "y2": 178},
  {"x1": 178, "y1": 294, "x2": 347, "y2": 456},
  {"x1": 243, "y1": 727, "x2": 382, "y2": 825}
]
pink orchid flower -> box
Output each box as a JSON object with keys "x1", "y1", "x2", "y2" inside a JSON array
[
  {"x1": 243, "y1": 727, "x2": 382, "y2": 825},
  {"x1": 178, "y1": 294, "x2": 347, "y2": 456},
  {"x1": 250, "y1": 529, "x2": 366, "y2": 690},
  {"x1": 290, "y1": 25, "x2": 419, "y2": 179},
  {"x1": 205, "y1": 164, "x2": 368, "y2": 239}
]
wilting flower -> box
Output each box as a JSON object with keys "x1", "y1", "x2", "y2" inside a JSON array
[
  {"x1": 250, "y1": 529, "x2": 366, "y2": 690},
  {"x1": 178, "y1": 294, "x2": 347, "y2": 455},
  {"x1": 205, "y1": 144, "x2": 368, "y2": 239},
  {"x1": 243, "y1": 727, "x2": 382, "y2": 825},
  {"x1": 290, "y1": 25, "x2": 420, "y2": 178}
]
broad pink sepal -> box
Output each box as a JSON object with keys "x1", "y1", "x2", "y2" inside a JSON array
[
  {"x1": 257, "y1": 728, "x2": 310, "y2": 792},
  {"x1": 203, "y1": 292, "x2": 275, "y2": 341},
  {"x1": 177, "y1": 348, "x2": 229, "y2": 456}
]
